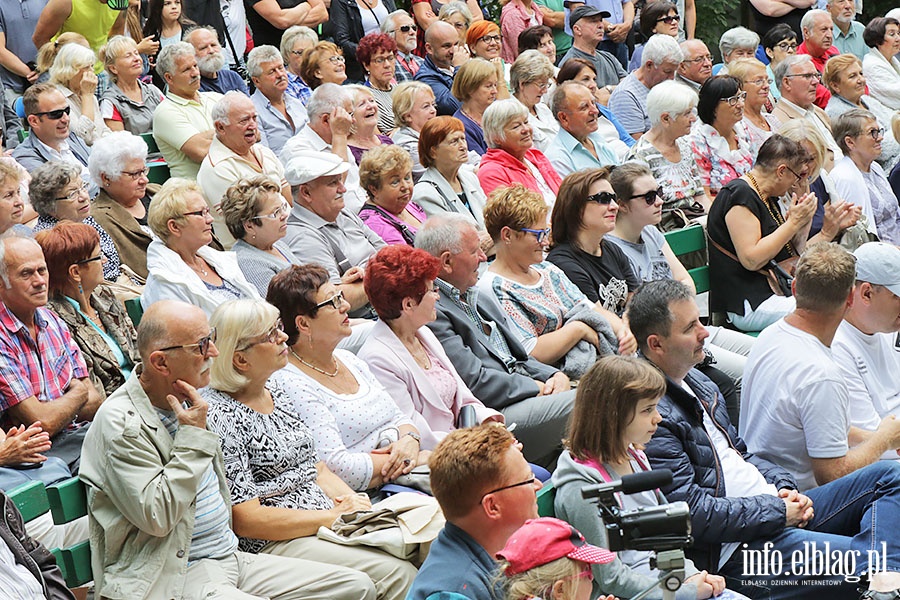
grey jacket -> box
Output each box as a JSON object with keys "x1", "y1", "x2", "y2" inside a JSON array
[
  {"x1": 552, "y1": 450, "x2": 699, "y2": 600},
  {"x1": 426, "y1": 285, "x2": 558, "y2": 410},
  {"x1": 412, "y1": 165, "x2": 487, "y2": 228}
]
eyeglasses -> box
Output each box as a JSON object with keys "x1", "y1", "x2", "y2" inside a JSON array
[
  {"x1": 479, "y1": 34, "x2": 502, "y2": 44},
  {"x1": 33, "y1": 106, "x2": 71, "y2": 120},
  {"x1": 238, "y1": 319, "x2": 284, "y2": 350},
  {"x1": 527, "y1": 80, "x2": 550, "y2": 91},
  {"x1": 122, "y1": 166, "x2": 149, "y2": 180},
  {"x1": 683, "y1": 54, "x2": 712, "y2": 65},
  {"x1": 390, "y1": 24, "x2": 417, "y2": 33},
  {"x1": 656, "y1": 14, "x2": 680, "y2": 24},
  {"x1": 587, "y1": 191, "x2": 617, "y2": 205},
  {"x1": 315, "y1": 290, "x2": 345, "y2": 310},
  {"x1": 630, "y1": 186, "x2": 664, "y2": 205},
  {"x1": 563, "y1": 565, "x2": 595, "y2": 583},
  {"x1": 720, "y1": 91, "x2": 747, "y2": 106},
  {"x1": 864, "y1": 127, "x2": 886, "y2": 140},
  {"x1": 158, "y1": 328, "x2": 217, "y2": 357},
  {"x1": 290, "y1": 49, "x2": 306, "y2": 57},
  {"x1": 481, "y1": 476, "x2": 537, "y2": 501},
  {"x1": 370, "y1": 55, "x2": 396, "y2": 65},
  {"x1": 746, "y1": 77, "x2": 774, "y2": 87},
  {"x1": 183, "y1": 207, "x2": 212, "y2": 218},
  {"x1": 519, "y1": 227, "x2": 551, "y2": 243},
  {"x1": 785, "y1": 71, "x2": 821, "y2": 81},
  {"x1": 76, "y1": 253, "x2": 103, "y2": 265},
  {"x1": 785, "y1": 165, "x2": 806, "y2": 183},
  {"x1": 325, "y1": 55, "x2": 346, "y2": 65},
  {"x1": 256, "y1": 202, "x2": 290, "y2": 221},
  {"x1": 775, "y1": 41, "x2": 798, "y2": 51},
  {"x1": 55, "y1": 182, "x2": 89, "y2": 202}
]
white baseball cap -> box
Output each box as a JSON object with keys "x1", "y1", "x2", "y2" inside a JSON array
[{"x1": 854, "y1": 242, "x2": 900, "y2": 297}]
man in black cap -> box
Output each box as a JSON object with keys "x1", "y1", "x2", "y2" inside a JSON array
[{"x1": 558, "y1": 6, "x2": 627, "y2": 90}]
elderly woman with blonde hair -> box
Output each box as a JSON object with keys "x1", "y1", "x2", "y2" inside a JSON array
[
  {"x1": 280, "y1": 26, "x2": 318, "y2": 104},
  {"x1": 358, "y1": 145, "x2": 426, "y2": 246},
  {"x1": 222, "y1": 176, "x2": 298, "y2": 296},
  {"x1": 50, "y1": 42, "x2": 111, "y2": 145},
  {"x1": 510, "y1": 50, "x2": 557, "y2": 152},
  {"x1": 391, "y1": 81, "x2": 437, "y2": 182},
  {"x1": 204, "y1": 298, "x2": 418, "y2": 600},
  {"x1": 100, "y1": 35, "x2": 166, "y2": 135},
  {"x1": 142, "y1": 178, "x2": 260, "y2": 314}
]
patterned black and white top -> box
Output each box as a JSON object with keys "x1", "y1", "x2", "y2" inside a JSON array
[{"x1": 205, "y1": 378, "x2": 334, "y2": 554}]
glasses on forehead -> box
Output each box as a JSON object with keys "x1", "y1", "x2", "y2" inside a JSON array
[
  {"x1": 630, "y1": 186, "x2": 664, "y2": 205},
  {"x1": 158, "y1": 329, "x2": 217, "y2": 356},
  {"x1": 316, "y1": 290, "x2": 345, "y2": 310},
  {"x1": 587, "y1": 191, "x2": 617, "y2": 205},
  {"x1": 238, "y1": 319, "x2": 284, "y2": 350},
  {"x1": 55, "y1": 182, "x2": 89, "y2": 202}
]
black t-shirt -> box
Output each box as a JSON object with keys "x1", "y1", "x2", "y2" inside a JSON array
[
  {"x1": 246, "y1": 0, "x2": 306, "y2": 48},
  {"x1": 749, "y1": 3, "x2": 804, "y2": 40},
  {"x1": 546, "y1": 239, "x2": 640, "y2": 316},
  {"x1": 707, "y1": 178, "x2": 794, "y2": 314}
]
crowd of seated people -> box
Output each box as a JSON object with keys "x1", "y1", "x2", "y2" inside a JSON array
[{"x1": 4, "y1": 0, "x2": 900, "y2": 598}]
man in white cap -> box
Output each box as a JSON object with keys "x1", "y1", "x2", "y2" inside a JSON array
[
  {"x1": 832, "y1": 242, "x2": 900, "y2": 441},
  {"x1": 283, "y1": 150, "x2": 385, "y2": 324}
]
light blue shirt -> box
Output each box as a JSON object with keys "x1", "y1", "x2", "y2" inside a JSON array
[
  {"x1": 834, "y1": 21, "x2": 868, "y2": 60},
  {"x1": 251, "y1": 88, "x2": 309, "y2": 156},
  {"x1": 545, "y1": 126, "x2": 618, "y2": 177}
]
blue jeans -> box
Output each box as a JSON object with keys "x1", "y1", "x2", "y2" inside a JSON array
[{"x1": 720, "y1": 462, "x2": 900, "y2": 599}]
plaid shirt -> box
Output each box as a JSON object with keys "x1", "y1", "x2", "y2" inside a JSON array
[
  {"x1": 286, "y1": 72, "x2": 312, "y2": 106},
  {"x1": 0, "y1": 303, "x2": 88, "y2": 429},
  {"x1": 394, "y1": 52, "x2": 424, "y2": 83}
]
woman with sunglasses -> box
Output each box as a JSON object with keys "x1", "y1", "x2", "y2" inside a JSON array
[
  {"x1": 689, "y1": 75, "x2": 754, "y2": 199},
  {"x1": 266, "y1": 264, "x2": 430, "y2": 494},
  {"x1": 36, "y1": 221, "x2": 138, "y2": 398},
  {"x1": 88, "y1": 131, "x2": 154, "y2": 283},
  {"x1": 222, "y1": 176, "x2": 298, "y2": 296},
  {"x1": 29, "y1": 161, "x2": 125, "y2": 284},
  {"x1": 478, "y1": 184, "x2": 636, "y2": 378},
  {"x1": 204, "y1": 299, "x2": 418, "y2": 600},
  {"x1": 628, "y1": 1, "x2": 680, "y2": 73},
  {"x1": 359, "y1": 245, "x2": 503, "y2": 449},
  {"x1": 142, "y1": 178, "x2": 260, "y2": 315}
]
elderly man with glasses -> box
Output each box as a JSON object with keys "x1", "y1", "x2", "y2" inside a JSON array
[
  {"x1": 382, "y1": 10, "x2": 423, "y2": 82},
  {"x1": 676, "y1": 39, "x2": 712, "y2": 92}
]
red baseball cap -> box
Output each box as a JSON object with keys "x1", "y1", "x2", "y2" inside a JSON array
[{"x1": 496, "y1": 517, "x2": 617, "y2": 576}]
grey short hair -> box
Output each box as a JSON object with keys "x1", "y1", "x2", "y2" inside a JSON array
[
  {"x1": 247, "y1": 45, "x2": 283, "y2": 79},
  {"x1": 415, "y1": 213, "x2": 473, "y2": 256},
  {"x1": 801, "y1": 9, "x2": 831, "y2": 35},
  {"x1": 280, "y1": 26, "x2": 318, "y2": 63},
  {"x1": 29, "y1": 162, "x2": 82, "y2": 217},
  {"x1": 833, "y1": 108, "x2": 876, "y2": 154},
  {"x1": 156, "y1": 41, "x2": 196, "y2": 78},
  {"x1": 0, "y1": 232, "x2": 39, "y2": 288},
  {"x1": 49, "y1": 43, "x2": 96, "y2": 86},
  {"x1": 647, "y1": 80, "x2": 698, "y2": 126},
  {"x1": 718, "y1": 27, "x2": 760, "y2": 60},
  {"x1": 212, "y1": 90, "x2": 254, "y2": 126},
  {"x1": 642, "y1": 34, "x2": 684, "y2": 67},
  {"x1": 381, "y1": 9, "x2": 412, "y2": 33},
  {"x1": 438, "y1": 1, "x2": 473, "y2": 25},
  {"x1": 773, "y1": 54, "x2": 813, "y2": 92},
  {"x1": 509, "y1": 49, "x2": 555, "y2": 95},
  {"x1": 307, "y1": 82, "x2": 352, "y2": 121},
  {"x1": 482, "y1": 98, "x2": 529, "y2": 148},
  {"x1": 88, "y1": 131, "x2": 149, "y2": 186}
]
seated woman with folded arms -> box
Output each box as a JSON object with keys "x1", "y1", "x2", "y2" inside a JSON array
[
  {"x1": 359, "y1": 245, "x2": 503, "y2": 449},
  {"x1": 205, "y1": 299, "x2": 417, "y2": 600},
  {"x1": 266, "y1": 264, "x2": 429, "y2": 493}
]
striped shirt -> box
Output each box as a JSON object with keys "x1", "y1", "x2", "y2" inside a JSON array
[
  {"x1": 0, "y1": 536, "x2": 43, "y2": 599},
  {"x1": 0, "y1": 304, "x2": 88, "y2": 430},
  {"x1": 156, "y1": 408, "x2": 239, "y2": 563}
]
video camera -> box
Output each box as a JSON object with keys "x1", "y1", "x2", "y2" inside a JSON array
[{"x1": 580, "y1": 469, "x2": 692, "y2": 553}]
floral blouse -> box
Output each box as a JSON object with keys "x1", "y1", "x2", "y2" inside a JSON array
[{"x1": 689, "y1": 122, "x2": 755, "y2": 197}]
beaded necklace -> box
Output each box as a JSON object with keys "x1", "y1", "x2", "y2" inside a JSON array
[{"x1": 744, "y1": 171, "x2": 797, "y2": 257}]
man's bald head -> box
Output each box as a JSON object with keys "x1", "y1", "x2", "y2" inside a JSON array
[{"x1": 137, "y1": 300, "x2": 206, "y2": 363}]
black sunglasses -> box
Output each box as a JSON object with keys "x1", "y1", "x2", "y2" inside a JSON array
[
  {"x1": 587, "y1": 191, "x2": 617, "y2": 205},
  {"x1": 34, "y1": 106, "x2": 70, "y2": 120},
  {"x1": 630, "y1": 187, "x2": 664, "y2": 205},
  {"x1": 396, "y1": 24, "x2": 417, "y2": 32}
]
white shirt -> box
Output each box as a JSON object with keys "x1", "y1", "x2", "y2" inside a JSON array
[{"x1": 741, "y1": 319, "x2": 851, "y2": 491}]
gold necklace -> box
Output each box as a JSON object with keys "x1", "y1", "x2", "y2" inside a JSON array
[
  {"x1": 744, "y1": 172, "x2": 797, "y2": 257},
  {"x1": 290, "y1": 348, "x2": 339, "y2": 377}
]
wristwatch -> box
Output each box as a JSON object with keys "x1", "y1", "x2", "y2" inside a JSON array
[{"x1": 404, "y1": 431, "x2": 422, "y2": 444}]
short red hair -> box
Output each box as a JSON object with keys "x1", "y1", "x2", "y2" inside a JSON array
[
  {"x1": 364, "y1": 245, "x2": 441, "y2": 321},
  {"x1": 356, "y1": 33, "x2": 397, "y2": 67},
  {"x1": 419, "y1": 116, "x2": 465, "y2": 168},
  {"x1": 466, "y1": 20, "x2": 500, "y2": 49},
  {"x1": 34, "y1": 221, "x2": 99, "y2": 296}
]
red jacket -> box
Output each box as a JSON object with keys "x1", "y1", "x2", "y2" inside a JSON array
[{"x1": 477, "y1": 147, "x2": 563, "y2": 199}]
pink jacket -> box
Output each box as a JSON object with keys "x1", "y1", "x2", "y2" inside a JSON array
[
  {"x1": 477, "y1": 147, "x2": 562, "y2": 198},
  {"x1": 500, "y1": 0, "x2": 543, "y2": 63}
]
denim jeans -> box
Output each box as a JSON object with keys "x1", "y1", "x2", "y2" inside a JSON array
[{"x1": 720, "y1": 462, "x2": 900, "y2": 599}]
